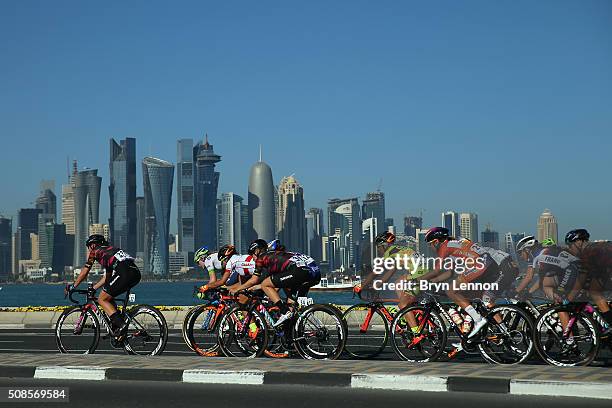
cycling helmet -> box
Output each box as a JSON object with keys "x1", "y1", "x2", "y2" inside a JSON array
[
  {"x1": 218, "y1": 245, "x2": 236, "y2": 262},
  {"x1": 268, "y1": 239, "x2": 281, "y2": 251},
  {"x1": 194, "y1": 247, "x2": 210, "y2": 263},
  {"x1": 565, "y1": 229, "x2": 590, "y2": 244},
  {"x1": 541, "y1": 238, "x2": 556, "y2": 247},
  {"x1": 248, "y1": 239, "x2": 268, "y2": 255},
  {"x1": 86, "y1": 234, "x2": 107, "y2": 248},
  {"x1": 516, "y1": 236, "x2": 537, "y2": 252},
  {"x1": 375, "y1": 231, "x2": 396, "y2": 245},
  {"x1": 424, "y1": 227, "x2": 449, "y2": 243}
]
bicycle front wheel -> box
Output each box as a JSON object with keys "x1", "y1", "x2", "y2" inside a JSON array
[
  {"x1": 293, "y1": 304, "x2": 347, "y2": 360},
  {"x1": 343, "y1": 304, "x2": 389, "y2": 359},
  {"x1": 182, "y1": 305, "x2": 202, "y2": 352},
  {"x1": 187, "y1": 304, "x2": 222, "y2": 357},
  {"x1": 55, "y1": 306, "x2": 100, "y2": 354},
  {"x1": 390, "y1": 306, "x2": 447, "y2": 362},
  {"x1": 534, "y1": 306, "x2": 599, "y2": 366},
  {"x1": 123, "y1": 305, "x2": 168, "y2": 356}
]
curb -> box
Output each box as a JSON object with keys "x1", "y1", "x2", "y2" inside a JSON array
[{"x1": 0, "y1": 365, "x2": 610, "y2": 400}]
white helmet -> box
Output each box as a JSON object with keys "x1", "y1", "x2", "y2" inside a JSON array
[{"x1": 516, "y1": 236, "x2": 537, "y2": 252}]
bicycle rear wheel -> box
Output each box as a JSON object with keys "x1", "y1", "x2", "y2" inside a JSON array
[
  {"x1": 187, "y1": 304, "x2": 222, "y2": 356},
  {"x1": 123, "y1": 305, "x2": 168, "y2": 356},
  {"x1": 55, "y1": 306, "x2": 100, "y2": 354},
  {"x1": 293, "y1": 304, "x2": 347, "y2": 360},
  {"x1": 534, "y1": 306, "x2": 599, "y2": 366},
  {"x1": 343, "y1": 304, "x2": 389, "y2": 359},
  {"x1": 390, "y1": 306, "x2": 447, "y2": 362},
  {"x1": 218, "y1": 305, "x2": 269, "y2": 358},
  {"x1": 478, "y1": 304, "x2": 535, "y2": 364}
]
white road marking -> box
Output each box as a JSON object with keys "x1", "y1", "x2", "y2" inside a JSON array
[
  {"x1": 510, "y1": 380, "x2": 612, "y2": 400},
  {"x1": 183, "y1": 370, "x2": 264, "y2": 385},
  {"x1": 351, "y1": 374, "x2": 448, "y2": 392},
  {"x1": 34, "y1": 366, "x2": 107, "y2": 381}
]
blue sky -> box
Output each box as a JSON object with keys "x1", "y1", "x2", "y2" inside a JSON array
[{"x1": 1, "y1": 1, "x2": 611, "y2": 239}]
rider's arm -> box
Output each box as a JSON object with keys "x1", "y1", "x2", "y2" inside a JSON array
[
  {"x1": 232, "y1": 274, "x2": 260, "y2": 293},
  {"x1": 74, "y1": 252, "x2": 95, "y2": 288},
  {"x1": 515, "y1": 266, "x2": 534, "y2": 293},
  {"x1": 199, "y1": 259, "x2": 217, "y2": 283},
  {"x1": 430, "y1": 269, "x2": 453, "y2": 283},
  {"x1": 208, "y1": 270, "x2": 231, "y2": 289},
  {"x1": 92, "y1": 274, "x2": 106, "y2": 290}
]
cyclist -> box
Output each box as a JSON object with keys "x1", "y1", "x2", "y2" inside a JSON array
[
  {"x1": 564, "y1": 229, "x2": 612, "y2": 332},
  {"x1": 421, "y1": 227, "x2": 508, "y2": 339},
  {"x1": 65, "y1": 234, "x2": 141, "y2": 337},
  {"x1": 232, "y1": 239, "x2": 321, "y2": 326},
  {"x1": 194, "y1": 246, "x2": 223, "y2": 285},
  {"x1": 196, "y1": 245, "x2": 239, "y2": 293}
]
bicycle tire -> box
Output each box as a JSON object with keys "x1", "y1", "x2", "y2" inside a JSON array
[
  {"x1": 187, "y1": 304, "x2": 223, "y2": 357},
  {"x1": 182, "y1": 305, "x2": 202, "y2": 352},
  {"x1": 390, "y1": 305, "x2": 447, "y2": 362},
  {"x1": 343, "y1": 304, "x2": 389, "y2": 359},
  {"x1": 293, "y1": 304, "x2": 347, "y2": 360},
  {"x1": 217, "y1": 305, "x2": 269, "y2": 358},
  {"x1": 55, "y1": 306, "x2": 100, "y2": 354},
  {"x1": 123, "y1": 305, "x2": 168, "y2": 356}
]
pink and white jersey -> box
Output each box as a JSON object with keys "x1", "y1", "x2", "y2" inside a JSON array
[{"x1": 225, "y1": 254, "x2": 256, "y2": 278}]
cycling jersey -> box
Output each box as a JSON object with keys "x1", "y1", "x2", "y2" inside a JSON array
[
  {"x1": 203, "y1": 253, "x2": 223, "y2": 273},
  {"x1": 469, "y1": 243, "x2": 511, "y2": 266},
  {"x1": 576, "y1": 242, "x2": 612, "y2": 280},
  {"x1": 436, "y1": 239, "x2": 494, "y2": 280},
  {"x1": 255, "y1": 251, "x2": 320, "y2": 278},
  {"x1": 532, "y1": 246, "x2": 582, "y2": 292},
  {"x1": 85, "y1": 246, "x2": 134, "y2": 272},
  {"x1": 225, "y1": 254, "x2": 256, "y2": 278}
]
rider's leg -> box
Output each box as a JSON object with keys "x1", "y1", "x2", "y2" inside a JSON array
[
  {"x1": 99, "y1": 290, "x2": 123, "y2": 330},
  {"x1": 261, "y1": 277, "x2": 281, "y2": 304},
  {"x1": 398, "y1": 292, "x2": 419, "y2": 332},
  {"x1": 447, "y1": 277, "x2": 487, "y2": 338}
]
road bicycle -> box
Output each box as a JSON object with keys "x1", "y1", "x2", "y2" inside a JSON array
[
  {"x1": 226, "y1": 290, "x2": 347, "y2": 360},
  {"x1": 390, "y1": 292, "x2": 535, "y2": 364},
  {"x1": 55, "y1": 283, "x2": 168, "y2": 355}
]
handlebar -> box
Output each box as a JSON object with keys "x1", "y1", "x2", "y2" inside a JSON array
[{"x1": 65, "y1": 284, "x2": 96, "y2": 304}]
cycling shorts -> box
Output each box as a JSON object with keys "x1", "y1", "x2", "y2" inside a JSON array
[
  {"x1": 270, "y1": 265, "x2": 321, "y2": 297},
  {"x1": 103, "y1": 261, "x2": 141, "y2": 297}
]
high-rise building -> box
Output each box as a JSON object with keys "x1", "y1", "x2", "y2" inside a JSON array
[
  {"x1": 276, "y1": 175, "x2": 306, "y2": 253},
  {"x1": 362, "y1": 192, "x2": 385, "y2": 236},
  {"x1": 305, "y1": 208, "x2": 324, "y2": 262},
  {"x1": 537, "y1": 209, "x2": 558, "y2": 243},
  {"x1": 193, "y1": 135, "x2": 221, "y2": 250},
  {"x1": 176, "y1": 139, "x2": 195, "y2": 253},
  {"x1": 72, "y1": 169, "x2": 102, "y2": 267},
  {"x1": 361, "y1": 216, "x2": 379, "y2": 271},
  {"x1": 135, "y1": 196, "x2": 145, "y2": 255},
  {"x1": 328, "y1": 198, "x2": 360, "y2": 272},
  {"x1": 441, "y1": 211, "x2": 460, "y2": 237},
  {"x1": 61, "y1": 184, "x2": 75, "y2": 235},
  {"x1": 16, "y1": 208, "x2": 42, "y2": 264},
  {"x1": 89, "y1": 224, "x2": 110, "y2": 241},
  {"x1": 504, "y1": 232, "x2": 526, "y2": 257},
  {"x1": 109, "y1": 137, "x2": 137, "y2": 253},
  {"x1": 481, "y1": 225, "x2": 499, "y2": 249},
  {"x1": 217, "y1": 193, "x2": 249, "y2": 254},
  {"x1": 38, "y1": 214, "x2": 67, "y2": 275},
  {"x1": 403, "y1": 216, "x2": 422, "y2": 238},
  {"x1": 416, "y1": 228, "x2": 437, "y2": 258},
  {"x1": 143, "y1": 157, "x2": 174, "y2": 278},
  {"x1": 460, "y1": 212, "x2": 479, "y2": 242},
  {"x1": 0, "y1": 217, "x2": 11, "y2": 282},
  {"x1": 30, "y1": 233, "x2": 39, "y2": 261},
  {"x1": 248, "y1": 149, "x2": 275, "y2": 242},
  {"x1": 35, "y1": 181, "x2": 57, "y2": 220}
]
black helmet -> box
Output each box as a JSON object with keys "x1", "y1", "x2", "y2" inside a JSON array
[
  {"x1": 249, "y1": 239, "x2": 268, "y2": 255},
  {"x1": 425, "y1": 227, "x2": 449, "y2": 243},
  {"x1": 218, "y1": 245, "x2": 237, "y2": 262},
  {"x1": 565, "y1": 229, "x2": 590, "y2": 244},
  {"x1": 375, "y1": 231, "x2": 396, "y2": 245},
  {"x1": 86, "y1": 234, "x2": 107, "y2": 248}
]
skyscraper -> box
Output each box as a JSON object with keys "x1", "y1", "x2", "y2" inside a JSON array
[
  {"x1": 0, "y1": 217, "x2": 11, "y2": 282},
  {"x1": 537, "y1": 209, "x2": 558, "y2": 243},
  {"x1": 362, "y1": 192, "x2": 385, "y2": 236},
  {"x1": 217, "y1": 193, "x2": 249, "y2": 254},
  {"x1": 38, "y1": 214, "x2": 67, "y2": 275},
  {"x1": 61, "y1": 184, "x2": 75, "y2": 235},
  {"x1": 441, "y1": 211, "x2": 460, "y2": 237},
  {"x1": 403, "y1": 216, "x2": 422, "y2": 238},
  {"x1": 328, "y1": 197, "x2": 360, "y2": 272},
  {"x1": 135, "y1": 196, "x2": 145, "y2": 255},
  {"x1": 72, "y1": 169, "x2": 102, "y2": 267},
  {"x1": 16, "y1": 208, "x2": 42, "y2": 263},
  {"x1": 176, "y1": 138, "x2": 195, "y2": 253},
  {"x1": 248, "y1": 148, "x2": 275, "y2": 242},
  {"x1": 305, "y1": 208, "x2": 324, "y2": 262},
  {"x1": 143, "y1": 157, "x2": 174, "y2": 278},
  {"x1": 460, "y1": 212, "x2": 479, "y2": 242},
  {"x1": 35, "y1": 181, "x2": 57, "y2": 220},
  {"x1": 481, "y1": 225, "x2": 499, "y2": 249},
  {"x1": 109, "y1": 137, "x2": 136, "y2": 254},
  {"x1": 277, "y1": 175, "x2": 306, "y2": 253},
  {"x1": 193, "y1": 135, "x2": 221, "y2": 250}
]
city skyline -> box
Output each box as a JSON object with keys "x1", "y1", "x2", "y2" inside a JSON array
[{"x1": 1, "y1": 2, "x2": 611, "y2": 239}]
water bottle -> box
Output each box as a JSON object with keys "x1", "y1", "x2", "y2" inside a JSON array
[{"x1": 448, "y1": 308, "x2": 463, "y2": 327}]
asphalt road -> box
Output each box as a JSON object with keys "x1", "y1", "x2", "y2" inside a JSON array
[
  {"x1": 1, "y1": 328, "x2": 610, "y2": 366},
  {"x1": 0, "y1": 378, "x2": 610, "y2": 408}
]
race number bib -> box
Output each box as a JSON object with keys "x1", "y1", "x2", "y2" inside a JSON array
[
  {"x1": 291, "y1": 254, "x2": 315, "y2": 268},
  {"x1": 114, "y1": 250, "x2": 133, "y2": 262}
]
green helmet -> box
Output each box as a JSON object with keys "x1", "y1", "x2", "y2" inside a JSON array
[
  {"x1": 194, "y1": 247, "x2": 210, "y2": 263},
  {"x1": 541, "y1": 238, "x2": 556, "y2": 247}
]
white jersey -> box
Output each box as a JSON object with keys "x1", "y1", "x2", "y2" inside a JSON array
[
  {"x1": 469, "y1": 243, "x2": 511, "y2": 266},
  {"x1": 203, "y1": 253, "x2": 223, "y2": 273},
  {"x1": 225, "y1": 254, "x2": 256, "y2": 277}
]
